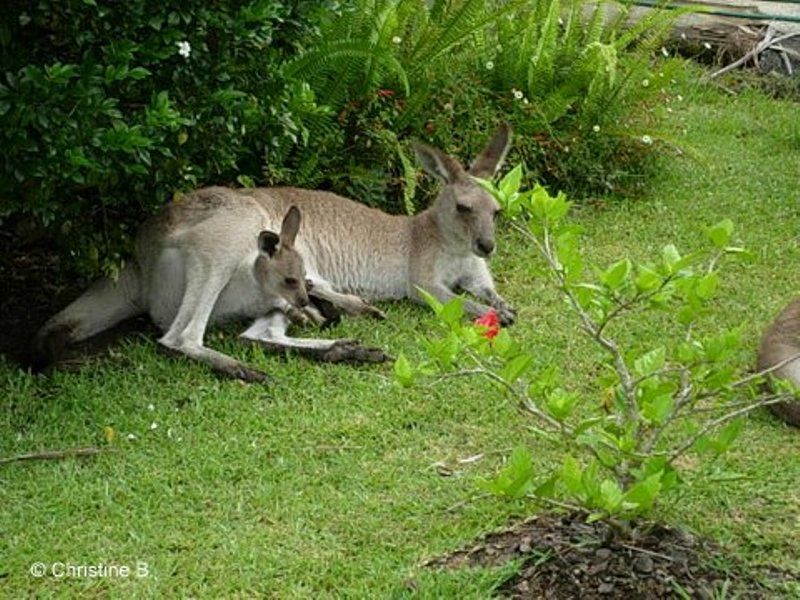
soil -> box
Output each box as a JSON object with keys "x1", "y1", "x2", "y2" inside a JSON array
[{"x1": 422, "y1": 513, "x2": 789, "y2": 599}]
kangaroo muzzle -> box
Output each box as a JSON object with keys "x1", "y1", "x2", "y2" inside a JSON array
[{"x1": 475, "y1": 238, "x2": 495, "y2": 257}]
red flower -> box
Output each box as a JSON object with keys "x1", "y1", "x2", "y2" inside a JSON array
[
  {"x1": 377, "y1": 89, "x2": 395, "y2": 98},
  {"x1": 474, "y1": 308, "x2": 501, "y2": 340}
]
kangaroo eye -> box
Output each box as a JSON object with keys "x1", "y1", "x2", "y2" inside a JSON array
[
  {"x1": 456, "y1": 203, "x2": 472, "y2": 214},
  {"x1": 284, "y1": 278, "x2": 299, "y2": 287}
]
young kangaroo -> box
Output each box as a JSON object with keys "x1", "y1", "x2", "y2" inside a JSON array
[
  {"x1": 33, "y1": 189, "x2": 387, "y2": 381},
  {"x1": 229, "y1": 124, "x2": 516, "y2": 347},
  {"x1": 757, "y1": 298, "x2": 800, "y2": 426}
]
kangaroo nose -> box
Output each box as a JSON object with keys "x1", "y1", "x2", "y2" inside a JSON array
[
  {"x1": 298, "y1": 294, "x2": 309, "y2": 308},
  {"x1": 477, "y1": 239, "x2": 495, "y2": 256}
]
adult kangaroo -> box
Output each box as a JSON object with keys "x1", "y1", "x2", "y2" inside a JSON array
[
  {"x1": 241, "y1": 123, "x2": 516, "y2": 335},
  {"x1": 33, "y1": 192, "x2": 387, "y2": 381},
  {"x1": 757, "y1": 298, "x2": 800, "y2": 426}
]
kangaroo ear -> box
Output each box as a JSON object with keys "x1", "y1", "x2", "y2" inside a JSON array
[
  {"x1": 469, "y1": 123, "x2": 513, "y2": 179},
  {"x1": 280, "y1": 206, "x2": 301, "y2": 247},
  {"x1": 258, "y1": 230, "x2": 281, "y2": 257},
  {"x1": 412, "y1": 141, "x2": 466, "y2": 183}
]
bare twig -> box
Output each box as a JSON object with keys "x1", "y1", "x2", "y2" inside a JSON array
[
  {"x1": 0, "y1": 446, "x2": 104, "y2": 465},
  {"x1": 667, "y1": 395, "x2": 791, "y2": 465},
  {"x1": 620, "y1": 543, "x2": 675, "y2": 562}
]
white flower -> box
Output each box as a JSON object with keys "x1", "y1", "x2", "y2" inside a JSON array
[
  {"x1": 512, "y1": 89, "x2": 523, "y2": 100},
  {"x1": 177, "y1": 41, "x2": 191, "y2": 58},
  {"x1": 592, "y1": 125, "x2": 600, "y2": 133},
  {"x1": 443, "y1": 102, "x2": 453, "y2": 111},
  {"x1": 485, "y1": 61, "x2": 494, "y2": 70},
  {"x1": 147, "y1": 403, "x2": 155, "y2": 411},
  {"x1": 392, "y1": 36, "x2": 402, "y2": 44},
  {"x1": 19, "y1": 13, "x2": 31, "y2": 26},
  {"x1": 523, "y1": 98, "x2": 529, "y2": 105},
  {"x1": 641, "y1": 78, "x2": 650, "y2": 87},
  {"x1": 677, "y1": 94, "x2": 684, "y2": 102},
  {"x1": 150, "y1": 421, "x2": 159, "y2": 430},
  {"x1": 641, "y1": 135, "x2": 653, "y2": 145},
  {"x1": 564, "y1": 146, "x2": 570, "y2": 153},
  {"x1": 127, "y1": 433, "x2": 137, "y2": 441},
  {"x1": 661, "y1": 46, "x2": 669, "y2": 57},
  {"x1": 703, "y1": 42, "x2": 712, "y2": 50}
]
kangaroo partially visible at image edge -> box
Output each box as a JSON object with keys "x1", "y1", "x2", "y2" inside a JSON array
[{"x1": 757, "y1": 298, "x2": 800, "y2": 426}]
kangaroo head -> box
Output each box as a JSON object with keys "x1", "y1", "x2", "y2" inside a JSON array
[
  {"x1": 255, "y1": 206, "x2": 309, "y2": 309},
  {"x1": 413, "y1": 124, "x2": 512, "y2": 258}
]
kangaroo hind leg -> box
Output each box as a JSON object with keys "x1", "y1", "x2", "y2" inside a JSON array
[
  {"x1": 157, "y1": 255, "x2": 268, "y2": 383},
  {"x1": 32, "y1": 263, "x2": 143, "y2": 367}
]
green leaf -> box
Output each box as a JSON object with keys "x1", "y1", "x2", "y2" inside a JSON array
[
  {"x1": 128, "y1": 67, "x2": 152, "y2": 80},
  {"x1": 560, "y1": 455, "x2": 583, "y2": 495},
  {"x1": 546, "y1": 388, "x2": 579, "y2": 421},
  {"x1": 393, "y1": 352, "x2": 414, "y2": 387},
  {"x1": 415, "y1": 287, "x2": 443, "y2": 314},
  {"x1": 479, "y1": 446, "x2": 535, "y2": 499},
  {"x1": 600, "y1": 259, "x2": 631, "y2": 290},
  {"x1": 623, "y1": 473, "x2": 662, "y2": 511},
  {"x1": 661, "y1": 244, "x2": 681, "y2": 272},
  {"x1": 500, "y1": 353, "x2": 535, "y2": 383},
  {"x1": 642, "y1": 393, "x2": 673, "y2": 425},
  {"x1": 695, "y1": 272, "x2": 719, "y2": 301},
  {"x1": 439, "y1": 296, "x2": 464, "y2": 326},
  {"x1": 706, "y1": 219, "x2": 734, "y2": 248},
  {"x1": 635, "y1": 265, "x2": 661, "y2": 292},
  {"x1": 499, "y1": 164, "x2": 523, "y2": 196},
  {"x1": 599, "y1": 479, "x2": 624, "y2": 512},
  {"x1": 634, "y1": 346, "x2": 666, "y2": 377}
]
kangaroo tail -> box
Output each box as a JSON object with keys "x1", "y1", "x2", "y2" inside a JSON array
[
  {"x1": 757, "y1": 299, "x2": 800, "y2": 427},
  {"x1": 31, "y1": 262, "x2": 143, "y2": 369}
]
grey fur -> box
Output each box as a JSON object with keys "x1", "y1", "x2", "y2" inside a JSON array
[{"x1": 757, "y1": 298, "x2": 800, "y2": 426}]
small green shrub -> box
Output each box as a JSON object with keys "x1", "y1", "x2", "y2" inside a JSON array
[{"x1": 398, "y1": 169, "x2": 791, "y2": 528}]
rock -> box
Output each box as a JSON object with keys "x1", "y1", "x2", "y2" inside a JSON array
[
  {"x1": 598, "y1": 581, "x2": 615, "y2": 594},
  {"x1": 595, "y1": 548, "x2": 612, "y2": 560},
  {"x1": 633, "y1": 555, "x2": 655, "y2": 574}
]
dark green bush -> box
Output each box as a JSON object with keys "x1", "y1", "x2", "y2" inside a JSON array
[
  {"x1": 0, "y1": 0, "x2": 326, "y2": 273},
  {"x1": 0, "y1": 0, "x2": 687, "y2": 275}
]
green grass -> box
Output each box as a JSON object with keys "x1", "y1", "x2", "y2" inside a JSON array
[{"x1": 2, "y1": 74, "x2": 800, "y2": 597}]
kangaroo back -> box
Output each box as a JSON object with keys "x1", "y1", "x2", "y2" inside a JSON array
[{"x1": 757, "y1": 298, "x2": 800, "y2": 426}]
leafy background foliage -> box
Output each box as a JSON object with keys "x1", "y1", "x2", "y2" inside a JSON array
[{"x1": 1, "y1": 0, "x2": 682, "y2": 274}]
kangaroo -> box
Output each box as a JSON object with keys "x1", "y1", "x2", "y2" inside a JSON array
[
  {"x1": 208, "y1": 124, "x2": 516, "y2": 355},
  {"x1": 757, "y1": 298, "x2": 800, "y2": 426},
  {"x1": 33, "y1": 190, "x2": 387, "y2": 382}
]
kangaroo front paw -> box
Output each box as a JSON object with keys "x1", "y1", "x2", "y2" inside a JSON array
[
  {"x1": 363, "y1": 302, "x2": 386, "y2": 320},
  {"x1": 496, "y1": 304, "x2": 517, "y2": 327},
  {"x1": 321, "y1": 340, "x2": 392, "y2": 364},
  {"x1": 220, "y1": 363, "x2": 269, "y2": 384}
]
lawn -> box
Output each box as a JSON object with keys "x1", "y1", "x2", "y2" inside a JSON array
[{"x1": 2, "y1": 76, "x2": 800, "y2": 598}]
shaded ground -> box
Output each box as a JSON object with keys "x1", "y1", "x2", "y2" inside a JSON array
[
  {"x1": 423, "y1": 513, "x2": 786, "y2": 598},
  {"x1": 0, "y1": 230, "x2": 148, "y2": 367}
]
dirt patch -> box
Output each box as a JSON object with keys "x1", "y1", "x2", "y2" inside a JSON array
[{"x1": 423, "y1": 513, "x2": 788, "y2": 598}]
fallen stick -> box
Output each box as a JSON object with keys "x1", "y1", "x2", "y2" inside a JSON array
[{"x1": 0, "y1": 446, "x2": 105, "y2": 465}]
